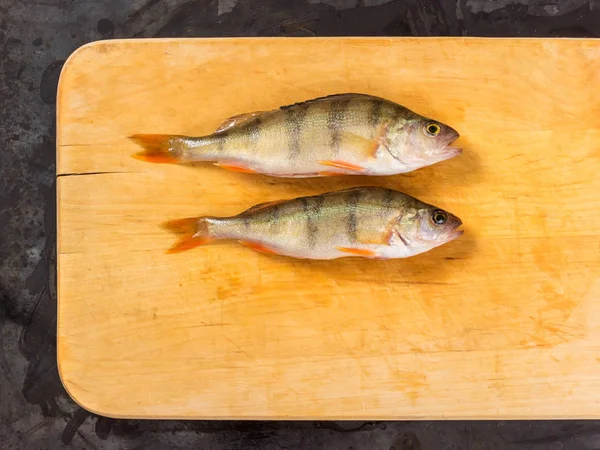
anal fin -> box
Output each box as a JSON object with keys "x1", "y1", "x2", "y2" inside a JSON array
[
  {"x1": 214, "y1": 162, "x2": 258, "y2": 174},
  {"x1": 239, "y1": 241, "x2": 278, "y2": 255},
  {"x1": 318, "y1": 171, "x2": 347, "y2": 177},
  {"x1": 336, "y1": 247, "x2": 377, "y2": 257},
  {"x1": 318, "y1": 160, "x2": 365, "y2": 173}
]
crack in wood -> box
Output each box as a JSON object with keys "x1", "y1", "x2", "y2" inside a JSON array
[{"x1": 56, "y1": 171, "x2": 130, "y2": 178}]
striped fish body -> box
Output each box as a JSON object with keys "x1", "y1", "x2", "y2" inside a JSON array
[
  {"x1": 131, "y1": 94, "x2": 461, "y2": 177},
  {"x1": 163, "y1": 187, "x2": 464, "y2": 260},
  {"x1": 208, "y1": 187, "x2": 407, "y2": 259},
  {"x1": 196, "y1": 94, "x2": 402, "y2": 177}
]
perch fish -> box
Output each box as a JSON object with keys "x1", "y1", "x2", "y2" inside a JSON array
[
  {"x1": 130, "y1": 93, "x2": 461, "y2": 177},
  {"x1": 162, "y1": 187, "x2": 463, "y2": 260}
]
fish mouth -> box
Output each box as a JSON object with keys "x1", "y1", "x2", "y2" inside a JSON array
[
  {"x1": 438, "y1": 131, "x2": 462, "y2": 160},
  {"x1": 445, "y1": 215, "x2": 464, "y2": 242},
  {"x1": 445, "y1": 216, "x2": 465, "y2": 242},
  {"x1": 440, "y1": 145, "x2": 463, "y2": 159},
  {"x1": 447, "y1": 228, "x2": 464, "y2": 241}
]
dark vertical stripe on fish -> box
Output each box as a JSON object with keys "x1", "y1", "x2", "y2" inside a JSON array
[
  {"x1": 301, "y1": 196, "x2": 323, "y2": 249},
  {"x1": 382, "y1": 188, "x2": 395, "y2": 211},
  {"x1": 310, "y1": 195, "x2": 325, "y2": 248},
  {"x1": 246, "y1": 117, "x2": 262, "y2": 148},
  {"x1": 346, "y1": 189, "x2": 361, "y2": 243},
  {"x1": 285, "y1": 104, "x2": 309, "y2": 160},
  {"x1": 216, "y1": 132, "x2": 226, "y2": 153},
  {"x1": 300, "y1": 198, "x2": 311, "y2": 246},
  {"x1": 328, "y1": 98, "x2": 351, "y2": 157},
  {"x1": 369, "y1": 99, "x2": 384, "y2": 138},
  {"x1": 268, "y1": 203, "x2": 280, "y2": 232},
  {"x1": 391, "y1": 108, "x2": 408, "y2": 129},
  {"x1": 312, "y1": 195, "x2": 325, "y2": 217}
]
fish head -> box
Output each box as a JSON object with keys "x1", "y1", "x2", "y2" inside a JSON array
[
  {"x1": 386, "y1": 115, "x2": 462, "y2": 169},
  {"x1": 394, "y1": 204, "x2": 463, "y2": 256}
]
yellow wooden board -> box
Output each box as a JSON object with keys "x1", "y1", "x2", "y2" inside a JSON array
[{"x1": 57, "y1": 37, "x2": 600, "y2": 420}]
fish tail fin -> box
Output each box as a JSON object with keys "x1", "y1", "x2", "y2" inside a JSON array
[
  {"x1": 130, "y1": 134, "x2": 185, "y2": 164},
  {"x1": 161, "y1": 217, "x2": 214, "y2": 254}
]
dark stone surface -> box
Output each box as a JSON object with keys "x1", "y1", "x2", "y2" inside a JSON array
[{"x1": 0, "y1": 0, "x2": 599, "y2": 448}]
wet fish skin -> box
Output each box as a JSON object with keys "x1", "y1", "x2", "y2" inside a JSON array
[
  {"x1": 162, "y1": 187, "x2": 463, "y2": 260},
  {"x1": 131, "y1": 93, "x2": 461, "y2": 178}
]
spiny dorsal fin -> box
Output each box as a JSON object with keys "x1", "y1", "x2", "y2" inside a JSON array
[
  {"x1": 278, "y1": 93, "x2": 380, "y2": 110},
  {"x1": 214, "y1": 94, "x2": 392, "y2": 133}
]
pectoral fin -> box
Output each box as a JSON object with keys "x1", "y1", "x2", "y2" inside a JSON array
[
  {"x1": 339, "y1": 128, "x2": 389, "y2": 158},
  {"x1": 339, "y1": 131, "x2": 382, "y2": 158},
  {"x1": 317, "y1": 128, "x2": 388, "y2": 173},
  {"x1": 351, "y1": 217, "x2": 401, "y2": 246}
]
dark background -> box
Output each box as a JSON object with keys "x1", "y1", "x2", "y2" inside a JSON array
[{"x1": 1, "y1": 0, "x2": 599, "y2": 448}]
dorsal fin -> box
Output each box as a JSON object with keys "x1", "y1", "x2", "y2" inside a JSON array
[
  {"x1": 214, "y1": 94, "x2": 392, "y2": 133},
  {"x1": 214, "y1": 111, "x2": 265, "y2": 133},
  {"x1": 278, "y1": 93, "x2": 380, "y2": 110},
  {"x1": 240, "y1": 199, "x2": 286, "y2": 215}
]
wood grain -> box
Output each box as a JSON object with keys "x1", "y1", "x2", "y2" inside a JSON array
[{"x1": 57, "y1": 37, "x2": 600, "y2": 419}]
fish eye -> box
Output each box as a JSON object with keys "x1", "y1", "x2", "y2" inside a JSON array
[
  {"x1": 425, "y1": 122, "x2": 441, "y2": 137},
  {"x1": 431, "y1": 210, "x2": 447, "y2": 225}
]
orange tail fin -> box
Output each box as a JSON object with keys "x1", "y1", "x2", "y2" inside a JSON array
[
  {"x1": 161, "y1": 217, "x2": 213, "y2": 254},
  {"x1": 130, "y1": 134, "x2": 182, "y2": 164}
]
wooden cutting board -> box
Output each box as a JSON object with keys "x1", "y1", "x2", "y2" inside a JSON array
[{"x1": 57, "y1": 37, "x2": 600, "y2": 420}]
